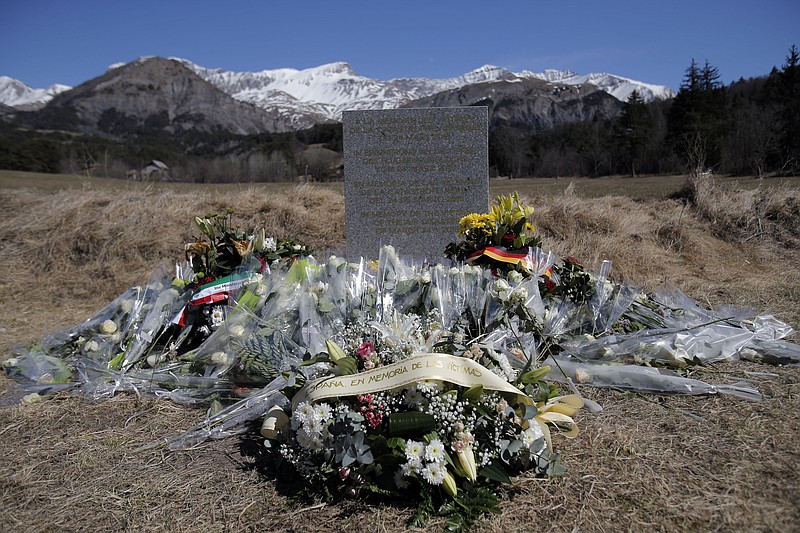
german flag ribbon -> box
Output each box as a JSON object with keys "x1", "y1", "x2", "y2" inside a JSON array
[{"x1": 466, "y1": 246, "x2": 530, "y2": 268}]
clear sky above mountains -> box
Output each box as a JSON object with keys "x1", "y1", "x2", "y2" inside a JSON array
[{"x1": 1, "y1": 0, "x2": 797, "y2": 91}]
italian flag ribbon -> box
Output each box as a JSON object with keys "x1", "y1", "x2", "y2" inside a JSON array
[{"x1": 171, "y1": 272, "x2": 255, "y2": 326}]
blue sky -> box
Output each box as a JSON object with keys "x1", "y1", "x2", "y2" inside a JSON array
[{"x1": 1, "y1": 0, "x2": 797, "y2": 91}]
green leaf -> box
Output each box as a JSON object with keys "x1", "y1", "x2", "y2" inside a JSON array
[
  {"x1": 335, "y1": 356, "x2": 358, "y2": 376},
  {"x1": 478, "y1": 461, "x2": 512, "y2": 484},
  {"x1": 520, "y1": 364, "x2": 552, "y2": 384},
  {"x1": 460, "y1": 384, "x2": 484, "y2": 402},
  {"x1": 108, "y1": 352, "x2": 125, "y2": 371},
  {"x1": 388, "y1": 412, "x2": 437, "y2": 437}
]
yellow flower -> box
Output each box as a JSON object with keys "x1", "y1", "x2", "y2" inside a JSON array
[
  {"x1": 458, "y1": 213, "x2": 495, "y2": 236},
  {"x1": 534, "y1": 394, "x2": 584, "y2": 451}
]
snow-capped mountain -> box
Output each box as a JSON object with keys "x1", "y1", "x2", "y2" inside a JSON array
[
  {"x1": 0, "y1": 76, "x2": 71, "y2": 110},
  {"x1": 517, "y1": 69, "x2": 673, "y2": 102},
  {"x1": 175, "y1": 59, "x2": 674, "y2": 121},
  {"x1": 1, "y1": 58, "x2": 675, "y2": 125}
]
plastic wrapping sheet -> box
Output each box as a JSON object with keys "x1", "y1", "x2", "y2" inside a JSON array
[
  {"x1": 543, "y1": 356, "x2": 762, "y2": 400},
  {"x1": 561, "y1": 322, "x2": 756, "y2": 366},
  {"x1": 741, "y1": 338, "x2": 800, "y2": 365},
  {"x1": 6, "y1": 242, "x2": 800, "y2": 452}
]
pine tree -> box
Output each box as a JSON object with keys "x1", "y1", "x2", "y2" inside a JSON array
[
  {"x1": 617, "y1": 90, "x2": 652, "y2": 176},
  {"x1": 667, "y1": 58, "x2": 729, "y2": 171},
  {"x1": 775, "y1": 44, "x2": 800, "y2": 174}
]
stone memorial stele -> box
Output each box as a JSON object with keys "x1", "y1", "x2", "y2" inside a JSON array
[{"x1": 343, "y1": 106, "x2": 489, "y2": 260}]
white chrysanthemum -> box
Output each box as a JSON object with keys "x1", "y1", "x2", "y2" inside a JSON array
[
  {"x1": 313, "y1": 403, "x2": 332, "y2": 421},
  {"x1": 402, "y1": 458, "x2": 422, "y2": 476},
  {"x1": 520, "y1": 422, "x2": 546, "y2": 453},
  {"x1": 405, "y1": 440, "x2": 425, "y2": 461},
  {"x1": 264, "y1": 237, "x2": 277, "y2": 252},
  {"x1": 210, "y1": 307, "x2": 225, "y2": 328},
  {"x1": 425, "y1": 439, "x2": 445, "y2": 463},
  {"x1": 416, "y1": 380, "x2": 442, "y2": 395},
  {"x1": 308, "y1": 436, "x2": 324, "y2": 452},
  {"x1": 404, "y1": 389, "x2": 424, "y2": 408},
  {"x1": 294, "y1": 402, "x2": 315, "y2": 421},
  {"x1": 421, "y1": 462, "x2": 445, "y2": 485},
  {"x1": 295, "y1": 430, "x2": 313, "y2": 450},
  {"x1": 303, "y1": 416, "x2": 324, "y2": 437}
]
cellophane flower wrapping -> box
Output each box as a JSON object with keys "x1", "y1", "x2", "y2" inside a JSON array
[{"x1": 4, "y1": 200, "x2": 800, "y2": 530}]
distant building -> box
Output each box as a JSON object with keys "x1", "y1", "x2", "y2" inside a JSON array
[{"x1": 140, "y1": 160, "x2": 170, "y2": 181}]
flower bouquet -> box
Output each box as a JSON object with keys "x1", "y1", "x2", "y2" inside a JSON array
[{"x1": 4, "y1": 194, "x2": 800, "y2": 530}]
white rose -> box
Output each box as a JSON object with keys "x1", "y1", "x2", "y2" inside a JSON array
[
  {"x1": 84, "y1": 340, "x2": 100, "y2": 352},
  {"x1": 511, "y1": 287, "x2": 528, "y2": 304},
  {"x1": 99, "y1": 319, "x2": 118, "y2": 335},
  {"x1": 508, "y1": 271, "x2": 523, "y2": 284},
  {"x1": 210, "y1": 352, "x2": 230, "y2": 365},
  {"x1": 22, "y1": 393, "x2": 42, "y2": 405},
  {"x1": 228, "y1": 324, "x2": 245, "y2": 337},
  {"x1": 575, "y1": 368, "x2": 591, "y2": 384}
]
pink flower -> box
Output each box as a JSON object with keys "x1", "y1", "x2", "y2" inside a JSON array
[
  {"x1": 356, "y1": 342, "x2": 375, "y2": 358},
  {"x1": 369, "y1": 413, "x2": 382, "y2": 428}
]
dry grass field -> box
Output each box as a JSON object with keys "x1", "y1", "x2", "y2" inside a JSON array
[{"x1": 1, "y1": 170, "x2": 799, "y2": 532}]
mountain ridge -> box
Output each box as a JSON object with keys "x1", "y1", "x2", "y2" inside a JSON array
[
  {"x1": 13, "y1": 57, "x2": 318, "y2": 136},
  {"x1": 1, "y1": 57, "x2": 675, "y2": 123}
]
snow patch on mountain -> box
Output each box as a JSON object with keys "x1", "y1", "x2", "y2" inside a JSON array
[
  {"x1": 517, "y1": 69, "x2": 674, "y2": 102},
  {"x1": 0, "y1": 76, "x2": 71, "y2": 108}
]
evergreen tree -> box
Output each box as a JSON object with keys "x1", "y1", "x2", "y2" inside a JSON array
[
  {"x1": 616, "y1": 90, "x2": 652, "y2": 176},
  {"x1": 667, "y1": 58, "x2": 728, "y2": 171},
  {"x1": 775, "y1": 44, "x2": 800, "y2": 174}
]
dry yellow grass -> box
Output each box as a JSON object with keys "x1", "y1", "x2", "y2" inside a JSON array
[{"x1": 1, "y1": 173, "x2": 799, "y2": 532}]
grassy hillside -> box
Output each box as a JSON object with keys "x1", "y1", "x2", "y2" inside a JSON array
[{"x1": 1, "y1": 171, "x2": 799, "y2": 532}]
